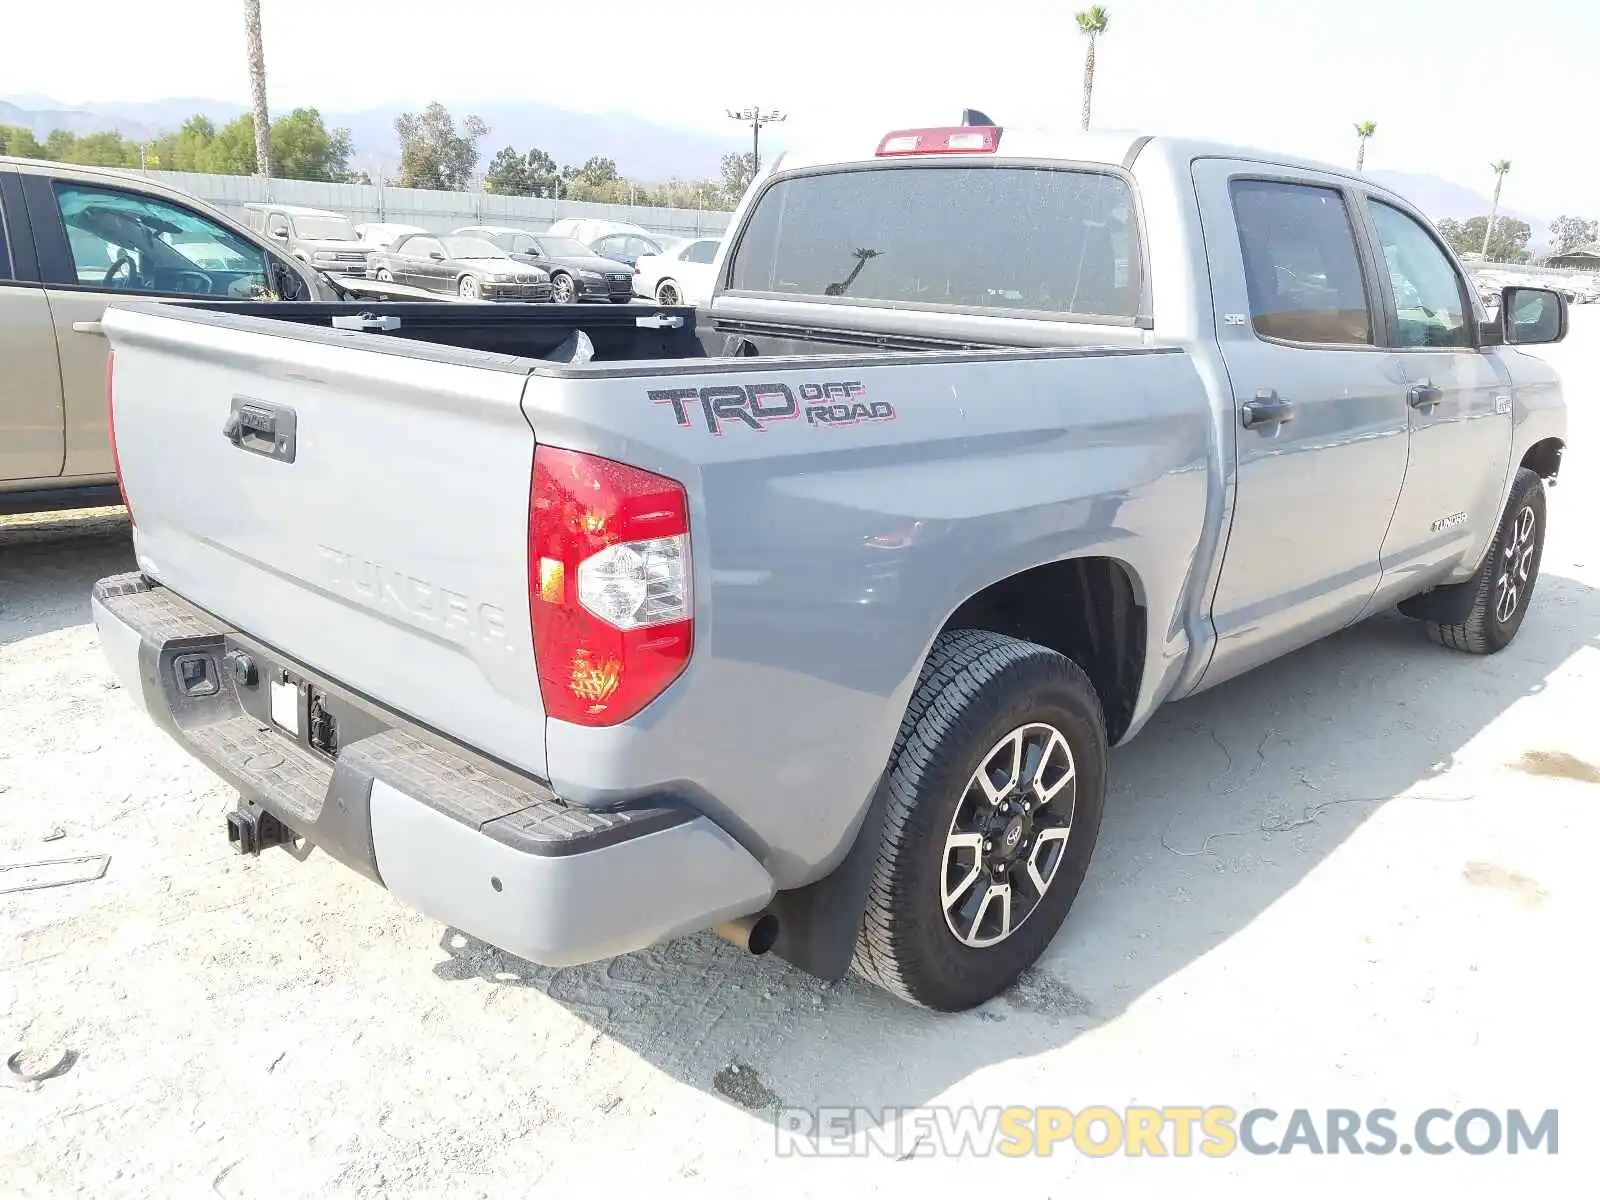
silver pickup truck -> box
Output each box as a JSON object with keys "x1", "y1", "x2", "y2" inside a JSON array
[{"x1": 92, "y1": 122, "x2": 1569, "y2": 1011}]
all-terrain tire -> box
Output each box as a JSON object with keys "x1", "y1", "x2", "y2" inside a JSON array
[
  {"x1": 1425, "y1": 467, "x2": 1547, "y2": 654},
  {"x1": 850, "y1": 629, "x2": 1108, "y2": 1011}
]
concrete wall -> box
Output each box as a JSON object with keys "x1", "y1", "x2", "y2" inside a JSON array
[{"x1": 135, "y1": 170, "x2": 735, "y2": 239}]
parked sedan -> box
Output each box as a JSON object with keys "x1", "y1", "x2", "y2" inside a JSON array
[
  {"x1": 366, "y1": 233, "x2": 553, "y2": 300},
  {"x1": 452, "y1": 226, "x2": 634, "y2": 303},
  {"x1": 632, "y1": 236, "x2": 722, "y2": 306}
]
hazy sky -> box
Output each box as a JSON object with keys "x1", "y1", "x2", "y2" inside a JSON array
[{"x1": 2, "y1": 0, "x2": 1591, "y2": 215}]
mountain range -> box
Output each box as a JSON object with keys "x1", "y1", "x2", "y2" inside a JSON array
[{"x1": 1, "y1": 95, "x2": 1550, "y2": 240}]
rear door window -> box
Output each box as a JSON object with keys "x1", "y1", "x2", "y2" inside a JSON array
[
  {"x1": 1229, "y1": 179, "x2": 1374, "y2": 346},
  {"x1": 728, "y1": 165, "x2": 1143, "y2": 321}
]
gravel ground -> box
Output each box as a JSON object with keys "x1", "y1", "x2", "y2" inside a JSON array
[{"x1": 3, "y1": 320, "x2": 1597, "y2": 1198}]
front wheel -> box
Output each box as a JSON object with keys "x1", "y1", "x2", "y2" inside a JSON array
[
  {"x1": 376, "y1": 268, "x2": 394, "y2": 283},
  {"x1": 459, "y1": 275, "x2": 479, "y2": 299},
  {"x1": 850, "y1": 630, "x2": 1108, "y2": 1011},
  {"x1": 550, "y1": 273, "x2": 577, "y2": 304},
  {"x1": 1424, "y1": 466, "x2": 1547, "y2": 654},
  {"x1": 656, "y1": 279, "x2": 682, "y2": 306}
]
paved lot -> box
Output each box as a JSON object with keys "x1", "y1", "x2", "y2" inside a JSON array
[{"x1": 2, "y1": 318, "x2": 1596, "y2": 1197}]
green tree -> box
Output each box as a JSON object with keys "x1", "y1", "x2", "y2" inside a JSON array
[
  {"x1": 269, "y1": 107, "x2": 354, "y2": 180},
  {"x1": 484, "y1": 146, "x2": 562, "y2": 197},
  {"x1": 1481, "y1": 160, "x2": 1512, "y2": 259},
  {"x1": 484, "y1": 146, "x2": 531, "y2": 194},
  {"x1": 1076, "y1": 6, "x2": 1110, "y2": 131},
  {"x1": 1548, "y1": 215, "x2": 1598, "y2": 257},
  {"x1": 394, "y1": 102, "x2": 489, "y2": 190},
  {"x1": 1437, "y1": 214, "x2": 1531, "y2": 263},
  {"x1": 573, "y1": 156, "x2": 618, "y2": 186},
  {"x1": 0, "y1": 124, "x2": 48, "y2": 158},
  {"x1": 719, "y1": 151, "x2": 756, "y2": 204},
  {"x1": 203, "y1": 115, "x2": 261, "y2": 174},
  {"x1": 60, "y1": 131, "x2": 138, "y2": 167},
  {"x1": 149, "y1": 115, "x2": 220, "y2": 171},
  {"x1": 523, "y1": 148, "x2": 560, "y2": 198},
  {"x1": 1354, "y1": 120, "x2": 1376, "y2": 172}
]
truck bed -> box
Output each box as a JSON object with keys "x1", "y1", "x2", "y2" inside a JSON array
[{"x1": 100, "y1": 297, "x2": 1210, "y2": 892}]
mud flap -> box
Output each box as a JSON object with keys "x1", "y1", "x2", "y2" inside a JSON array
[{"x1": 766, "y1": 773, "x2": 889, "y2": 982}]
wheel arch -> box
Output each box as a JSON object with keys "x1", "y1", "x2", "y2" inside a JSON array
[
  {"x1": 766, "y1": 554, "x2": 1148, "y2": 984},
  {"x1": 937, "y1": 555, "x2": 1148, "y2": 745},
  {"x1": 1520, "y1": 436, "x2": 1564, "y2": 482}
]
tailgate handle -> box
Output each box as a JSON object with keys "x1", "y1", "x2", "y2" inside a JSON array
[{"x1": 223, "y1": 396, "x2": 297, "y2": 464}]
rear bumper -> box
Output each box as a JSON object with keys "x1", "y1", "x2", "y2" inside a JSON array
[{"x1": 92, "y1": 574, "x2": 774, "y2": 967}]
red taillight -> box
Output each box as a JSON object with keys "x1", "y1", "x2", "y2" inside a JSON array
[
  {"x1": 529, "y1": 446, "x2": 692, "y2": 726},
  {"x1": 106, "y1": 349, "x2": 132, "y2": 519},
  {"x1": 875, "y1": 126, "x2": 1001, "y2": 156}
]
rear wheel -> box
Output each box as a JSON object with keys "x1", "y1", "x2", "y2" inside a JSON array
[
  {"x1": 550, "y1": 273, "x2": 577, "y2": 304},
  {"x1": 850, "y1": 630, "x2": 1107, "y2": 1011},
  {"x1": 1423, "y1": 467, "x2": 1547, "y2": 654},
  {"x1": 458, "y1": 275, "x2": 479, "y2": 299},
  {"x1": 656, "y1": 279, "x2": 682, "y2": 306}
]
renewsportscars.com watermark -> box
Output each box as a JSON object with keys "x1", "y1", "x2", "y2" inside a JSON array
[{"x1": 774, "y1": 1106, "x2": 1559, "y2": 1159}]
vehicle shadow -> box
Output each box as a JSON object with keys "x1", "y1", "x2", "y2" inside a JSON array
[
  {"x1": 0, "y1": 509, "x2": 135, "y2": 648},
  {"x1": 432, "y1": 569, "x2": 1600, "y2": 1119}
]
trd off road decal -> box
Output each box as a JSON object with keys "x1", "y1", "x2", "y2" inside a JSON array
[{"x1": 649, "y1": 381, "x2": 897, "y2": 435}]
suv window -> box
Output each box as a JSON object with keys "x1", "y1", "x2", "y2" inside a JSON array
[
  {"x1": 1230, "y1": 179, "x2": 1373, "y2": 346},
  {"x1": 729, "y1": 165, "x2": 1142, "y2": 320},
  {"x1": 1367, "y1": 200, "x2": 1471, "y2": 349},
  {"x1": 266, "y1": 213, "x2": 290, "y2": 239},
  {"x1": 51, "y1": 183, "x2": 271, "y2": 298}
]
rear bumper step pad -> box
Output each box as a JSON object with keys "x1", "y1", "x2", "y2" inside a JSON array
[{"x1": 91, "y1": 573, "x2": 774, "y2": 966}]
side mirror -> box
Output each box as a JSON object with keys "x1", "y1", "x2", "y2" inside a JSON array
[
  {"x1": 429, "y1": 251, "x2": 445, "y2": 261},
  {"x1": 268, "y1": 227, "x2": 289, "y2": 240},
  {"x1": 1501, "y1": 286, "x2": 1567, "y2": 346}
]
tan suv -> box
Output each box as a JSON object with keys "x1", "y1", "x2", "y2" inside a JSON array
[{"x1": 1, "y1": 157, "x2": 326, "y2": 514}]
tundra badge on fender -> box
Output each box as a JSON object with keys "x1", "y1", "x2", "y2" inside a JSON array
[{"x1": 650, "y1": 381, "x2": 897, "y2": 435}]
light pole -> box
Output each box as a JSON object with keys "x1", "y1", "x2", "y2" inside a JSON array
[{"x1": 726, "y1": 106, "x2": 786, "y2": 176}]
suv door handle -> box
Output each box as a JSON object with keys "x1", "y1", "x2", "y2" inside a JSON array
[
  {"x1": 1408, "y1": 382, "x2": 1443, "y2": 409},
  {"x1": 1241, "y1": 389, "x2": 1294, "y2": 429}
]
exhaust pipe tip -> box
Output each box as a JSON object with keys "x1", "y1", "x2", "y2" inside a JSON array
[{"x1": 713, "y1": 912, "x2": 780, "y2": 956}]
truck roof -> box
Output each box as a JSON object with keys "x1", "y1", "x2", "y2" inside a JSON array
[{"x1": 771, "y1": 127, "x2": 1373, "y2": 190}]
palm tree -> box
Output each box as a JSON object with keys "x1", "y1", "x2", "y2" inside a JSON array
[
  {"x1": 1481, "y1": 159, "x2": 1512, "y2": 259},
  {"x1": 243, "y1": 0, "x2": 271, "y2": 178},
  {"x1": 1354, "y1": 121, "x2": 1376, "y2": 172},
  {"x1": 1076, "y1": 7, "x2": 1110, "y2": 131}
]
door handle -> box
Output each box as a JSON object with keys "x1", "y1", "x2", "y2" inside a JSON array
[
  {"x1": 1408, "y1": 382, "x2": 1443, "y2": 409},
  {"x1": 1241, "y1": 389, "x2": 1294, "y2": 429}
]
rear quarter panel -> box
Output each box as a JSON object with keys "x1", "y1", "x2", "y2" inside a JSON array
[{"x1": 524, "y1": 348, "x2": 1213, "y2": 887}]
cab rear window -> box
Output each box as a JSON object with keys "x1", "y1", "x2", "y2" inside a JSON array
[{"x1": 727, "y1": 165, "x2": 1142, "y2": 321}]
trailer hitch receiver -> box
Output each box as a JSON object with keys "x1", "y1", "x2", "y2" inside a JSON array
[{"x1": 226, "y1": 799, "x2": 296, "y2": 856}]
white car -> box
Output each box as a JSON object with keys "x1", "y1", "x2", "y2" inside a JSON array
[
  {"x1": 632, "y1": 236, "x2": 722, "y2": 306},
  {"x1": 354, "y1": 222, "x2": 428, "y2": 251}
]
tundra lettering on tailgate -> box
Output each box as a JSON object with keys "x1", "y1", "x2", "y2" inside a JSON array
[
  {"x1": 318, "y1": 545, "x2": 509, "y2": 648},
  {"x1": 650, "y1": 381, "x2": 897, "y2": 435}
]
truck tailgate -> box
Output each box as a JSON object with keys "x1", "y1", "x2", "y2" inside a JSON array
[{"x1": 101, "y1": 305, "x2": 549, "y2": 779}]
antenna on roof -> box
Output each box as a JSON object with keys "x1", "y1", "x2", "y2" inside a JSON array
[{"x1": 962, "y1": 108, "x2": 997, "y2": 128}]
